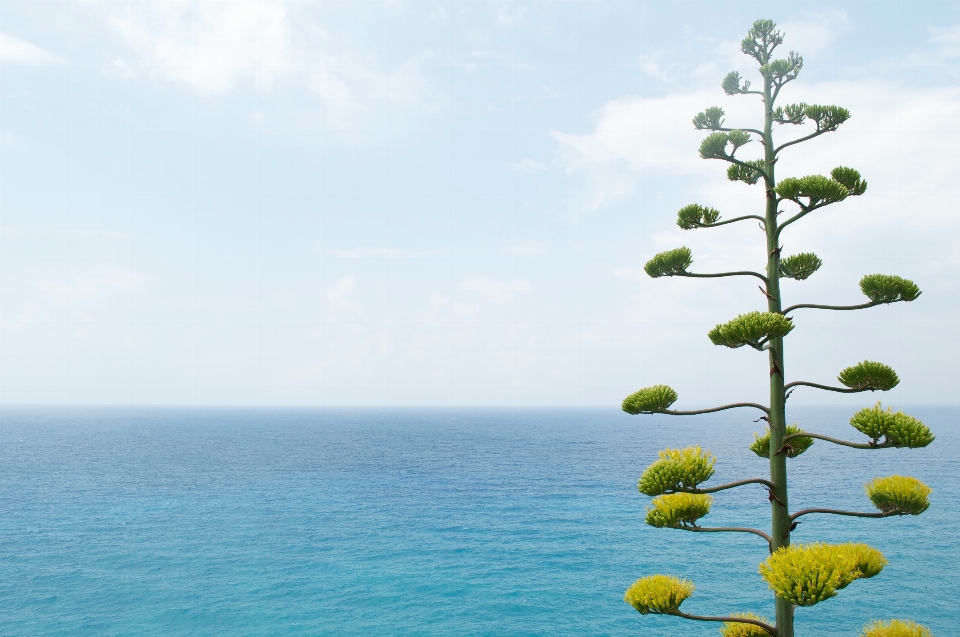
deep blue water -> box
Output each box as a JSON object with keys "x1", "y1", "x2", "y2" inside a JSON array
[{"x1": 0, "y1": 407, "x2": 956, "y2": 636}]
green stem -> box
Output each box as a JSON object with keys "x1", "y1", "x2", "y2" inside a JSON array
[
  {"x1": 781, "y1": 431, "x2": 899, "y2": 450},
  {"x1": 663, "y1": 402, "x2": 770, "y2": 416},
  {"x1": 676, "y1": 271, "x2": 769, "y2": 284},
  {"x1": 670, "y1": 611, "x2": 777, "y2": 635},
  {"x1": 790, "y1": 508, "x2": 900, "y2": 523},
  {"x1": 782, "y1": 300, "x2": 881, "y2": 314},
  {"x1": 668, "y1": 477, "x2": 775, "y2": 494},
  {"x1": 763, "y1": 63, "x2": 795, "y2": 637}
]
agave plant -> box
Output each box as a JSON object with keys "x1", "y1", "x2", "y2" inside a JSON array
[{"x1": 621, "y1": 19, "x2": 935, "y2": 637}]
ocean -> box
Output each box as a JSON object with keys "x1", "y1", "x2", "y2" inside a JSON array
[{"x1": 1, "y1": 406, "x2": 956, "y2": 636}]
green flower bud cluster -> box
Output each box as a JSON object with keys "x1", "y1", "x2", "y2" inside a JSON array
[
  {"x1": 645, "y1": 493, "x2": 712, "y2": 528},
  {"x1": 740, "y1": 20, "x2": 783, "y2": 63},
  {"x1": 772, "y1": 102, "x2": 807, "y2": 125},
  {"x1": 838, "y1": 361, "x2": 900, "y2": 391},
  {"x1": 831, "y1": 166, "x2": 867, "y2": 196},
  {"x1": 676, "y1": 204, "x2": 721, "y2": 229},
  {"x1": 727, "y1": 159, "x2": 765, "y2": 185},
  {"x1": 692, "y1": 106, "x2": 725, "y2": 130},
  {"x1": 776, "y1": 174, "x2": 849, "y2": 207},
  {"x1": 780, "y1": 252, "x2": 822, "y2": 280},
  {"x1": 759, "y1": 52, "x2": 803, "y2": 84},
  {"x1": 708, "y1": 311, "x2": 794, "y2": 349},
  {"x1": 644, "y1": 247, "x2": 692, "y2": 278},
  {"x1": 722, "y1": 71, "x2": 752, "y2": 95},
  {"x1": 638, "y1": 445, "x2": 716, "y2": 495},
  {"x1": 623, "y1": 575, "x2": 694, "y2": 615},
  {"x1": 749, "y1": 424, "x2": 813, "y2": 458},
  {"x1": 622, "y1": 384, "x2": 679, "y2": 415},
  {"x1": 759, "y1": 542, "x2": 886, "y2": 607},
  {"x1": 849, "y1": 402, "x2": 934, "y2": 448},
  {"x1": 866, "y1": 475, "x2": 932, "y2": 515},
  {"x1": 699, "y1": 130, "x2": 751, "y2": 160},
  {"x1": 860, "y1": 274, "x2": 921, "y2": 303},
  {"x1": 719, "y1": 613, "x2": 773, "y2": 637},
  {"x1": 805, "y1": 104, "x2": 851, "y2": 131},
  {"x1": 860, "y1": 620, "x2": 933, "y2": 637}
]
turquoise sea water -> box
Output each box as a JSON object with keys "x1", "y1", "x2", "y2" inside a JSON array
[{"x1": 0, "y1": 407, "x2": 956, "y2": 636}]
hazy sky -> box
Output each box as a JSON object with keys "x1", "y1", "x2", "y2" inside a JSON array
[{"x1": 2, "y1": 1, "x2": 959, "y2": 407}]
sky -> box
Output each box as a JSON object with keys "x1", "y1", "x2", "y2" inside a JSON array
[{"x1": 1, "y1": 0, "x2": 959, "y2": 407}]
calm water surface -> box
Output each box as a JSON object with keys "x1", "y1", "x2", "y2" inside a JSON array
[{"x1": 1, "y1": 407, "x2": 956, "y2": 636}]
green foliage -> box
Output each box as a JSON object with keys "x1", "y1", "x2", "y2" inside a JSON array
[
  {"x1": 645, "y1": 493, "x2": 712, "y2": 528},
  {"x1": 727, "y1": 159, "x2": 765, "y2": 185},
  {"x1": 759, "y1": 542, "x2": 885, "y2": 606},
  {"x1": 776, "y1": 175, "x2": 849, "y2": 207},
  {"x1": 805, "y1": 104, "x2": 851, "y2": 131},
  {"x1": 676, "y1": 204, "x2": 721, "y2": 229},
  {"x1": 866, "y1": 475, "x2": 931, "y2": 515},
  {"x1": 750, "y1": 424, "x2": 813, "y2": 458},
  {"x1": 692, "y1": 106, "x2": 725, "y2": 130},
  {"x1": 759, "y1": 52, "x2": 803, "y2": 85},
  {"x1": 838, "y1": 361, "x2": 900, "y2": 391},
  {"x1": 644, "y1": 247, "x2": 693, "y2": 278},
  {"x1": 638, "y1": 446, "x2": 716, "y2": 496},
  {"x1": 860, "y1": 274, "x2": 921, "y2": 303},
  {"x1": 719, "y1": 614, "x2": 773, "y2": 637},
  {"x1": 622, "y1": 385, "x2": 679, "y2": 415},
  {"x1": 831, "y1": 166, "x2": 868, "y2": 196},
  {"x1": 849, "y1": 403, "x2": 935, "y2": 447},
  {"x1": 740, "y1": 19, "x2": 783, "y2": 63},
  {"x1": 861, "y1": 620, "x2": 933, "y2": 637},
  {"x1": 708, "y1": 311, "x2": 794, "y2": 349},
  {"x1": 772, "y1": 102, "x2": 807, "y2": 125},
  {"x1": 780, "y1": 252, "x2": 822, "y2": 280},
  {"x1": 722, "y1": 71, "x2": 752, "y2": 95},
  {"x1": 624, "y1": 575, "x2": 694, "y2": 615}
]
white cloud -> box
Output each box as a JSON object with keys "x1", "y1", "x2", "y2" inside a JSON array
[
  {"x1": 929, "y1": 25, "x2": 960, "y2": 59},
  {"x1": 34, "y1": 268, "x2": 142, "y2": 302},
  {"x1": 325, "y1": 274, "x2": 361, "y2": 313},
  {"x1": 460, "y1": 276, "x2": 532, "y2": 304},
  {"x1": 500, "y1": 238, "x2": 548, "y2": 256},
  {"x1": 497, "y1": 7, "x2": 525, "y2": 28},
  {"x1": 309, "y1": 43, "x2": 438, "y2": 130},
  {"x1": 103, "y1": 2, "x2": 291, "y2": 96},
  {"x1": 779, "y1": 11, "x2": 851, "y2": 56},
  {"x1": 330, "y1": 246, "x2": 435, "y2": 259},
  {"x1": 0, "y1": 33, "x2": 60, "y2": 66},
  {"x1": 508, "y1": 158, "x2": 548, "y2": 172},
  {"x1": 552, "y1": 79, "x2": 960, "y2": 230},
  {"x1": 612, "y1": 266, "x2": 646, "y2": 283}
]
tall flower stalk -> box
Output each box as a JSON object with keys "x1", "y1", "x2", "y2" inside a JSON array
[{"x1": 622, "y1": 20, "x2": 935, "y2": 637}]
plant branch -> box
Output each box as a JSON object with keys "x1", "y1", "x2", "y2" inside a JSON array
[
  {"x1": 782, "y1": 300, "x2": 882, "y2": 314},
  {"x1": 782, "y1": 381, "x2": 869, "y2": 394},
  {"x1": 676, "y1": 271, "x2": 769, "y2": 284},
  {"x1": 721, "y1": 155, "x2": 771, "y2": 181},
  {"x1": 669, "y1": 610, "x2": 777, "y2": 635},
  {"x1": 790, "y1": 508, "x2": 900, "y2": 523},
  {"x1": 774, "y1": 128, "x2": 826, "y2": 155},
  {"x1": 669, "y1": 478, "x2": 776, "y2": 494},
  {"x1": 699, "y1": 214, "x2": 767, "y2": 229},
  {"x1": 781, "y1": 431, "x2": 900, "y2": 451},
  {"x1": 677, "y1": 524, "x2": 773, "y2": 544},
  {"x1": 714, "y1": 126, "x2": 765, "y2": 136},
  {"x1": 664, "y1": 402, "x2": 770, "y2": 416},
  {"x1": 775, "y1": 198, "x2": 841, "y2": 238}
]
